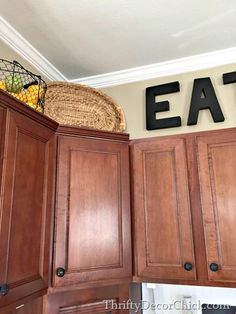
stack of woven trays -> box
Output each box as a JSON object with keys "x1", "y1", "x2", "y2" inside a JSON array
[{"x1": 44, "y1": 81, "x2": 126, "y2": 132}]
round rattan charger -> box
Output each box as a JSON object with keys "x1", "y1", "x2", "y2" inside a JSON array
[{"x1": 44, "y1": 81, "x2": 126, "y2": 132}]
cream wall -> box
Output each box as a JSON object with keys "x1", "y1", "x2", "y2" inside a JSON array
[
  {"x1": 102, "y1": 63, "x2": 236, "y2": 139},
  {"x1": 0, "y1": 39, "x2": 47, "y2": 81}
]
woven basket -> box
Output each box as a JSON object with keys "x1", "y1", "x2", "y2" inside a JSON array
[{"x1": 44, "y1": 81, "x2": 126, "y2": 132}]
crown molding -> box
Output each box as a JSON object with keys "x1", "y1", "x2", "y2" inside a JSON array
[
  {"x1": 1, "y1": 15, "x2": 236, "y2": 88},
  {"x1": 0, "y1": 16, "x2": 67, "y2": 81},
  {"x1": 72, "y1": 47, "x2": 236, "y2": 88}
]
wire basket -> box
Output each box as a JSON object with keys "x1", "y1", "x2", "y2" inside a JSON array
[{"x1": 0, "y1": 59, "x2": 47, "y2": 112}]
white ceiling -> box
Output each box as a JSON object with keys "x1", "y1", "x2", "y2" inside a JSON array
[{"x1": 0, "y1": 0, "x2": 236, "y2": 87}]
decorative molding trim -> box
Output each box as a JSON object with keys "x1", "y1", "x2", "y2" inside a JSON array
[
  {"x1": 0, "y1": 16, "x2": 67, "y2": 81},
  {"x1": 1, "y1": 15, "x2": 236, "y2": 88},
  {"x1": 72, "y1": 47, "x2": 236, "y2": 88}
]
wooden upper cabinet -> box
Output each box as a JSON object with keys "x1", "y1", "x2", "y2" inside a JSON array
[
  {"x1": 0, "y1": 93, "x2": 57, "y2": 308},
  {"x1": 52, "y1": 131, "x2": 132, "y2": 287},
  {"x1": 132, "y1": 137, "x2": 196, "y2": 281},
  {"x1": 197, "y1": 129, "x2": 236, "y2": 282}
]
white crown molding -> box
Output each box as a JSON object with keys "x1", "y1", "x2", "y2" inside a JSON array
[
  {"x1": 1, "y1": 15, "x2": 236, "y2": 88},
  {"x1": 0, "y1": 16, "x2": 67, "y2": 81},
  {"x1": 72, "y1": 47, "x2": 236, "y2": 88}
]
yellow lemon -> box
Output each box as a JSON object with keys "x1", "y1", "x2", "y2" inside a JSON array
[
  {"x1": 0, "y1": 80, "x2": 6, "y2": 91},
  {"x1": 18, "y1": 91, "x2": 28, "y2": 103},
  {"x1": 25, "y1": 85, "x2": 44, "y2": 106},
  {"x1": 26, "y1": 94, "x2": 38, "y2": 105},
  {"x1": 27, "y1": 84, "x2": 44, "y2": 97},
  {"x1": 9, "y1": 91, "x2": 28, "y2": 103},
  {"x1": 35, "y1": 106, "x2": 43, "y2": 113},
  {"x1": 26, "y1": 101, "x2": 37, "y2": 109},
  {"x1": 9, "y1": 92, "x2": 21, "y2": 100}
]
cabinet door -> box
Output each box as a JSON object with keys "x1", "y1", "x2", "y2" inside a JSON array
[
  {"x1": 0, "y1": 109, "x2": 55, "y2": 306},
  {"x1": 15, "y1": 298, "x2": 42, "y2": 314},
  {"x1": 59, "y1": 300, "x2": 118, "y2": 314},
  {"x1": 132, "y1": 138, "x2": 196, "y2": 280},
  {"x1": 0, "y1": 297, "x2": 42, "y2": 314},
  {"x1": 45, "y1": 284, "x2": 129, "y2": 314},
  {"x1": 53, "y1": 136, "x2": 131, "y2": 287},
  {"x1": 197, "y1": 130, "x2": 236, "y2": 282}
]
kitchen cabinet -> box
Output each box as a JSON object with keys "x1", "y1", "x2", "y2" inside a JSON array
[
  {"x1": 0, "y1": 297, "x2": 43, "y2": 314},
  {"x1": 131, "y1": 137, "x2": 196, "y2": 281},
  {"x1": 0, "y1": 91, "x2": 131, "y2": 313},
  {"x1": 0, "y1": 91, "x2": 58, "y2": 308},
  {"x1": 58, "y1": 301, "x2": 118, "y2": 314},
  {"x1": 4, "y1": 86, "x2": 236, "y2": 313},
  {"x1": 197, "y1": 129, "x2": 236, "y2": 282},
  {"x1": 45, "y1": 284, "x2": 129, "y2": 314},
  {"x1": 132, "y1": 128, "x2": 236, "y2": 284},
  {"x1": 51, "y1": 126, "x2": 132, "y2": 288}
]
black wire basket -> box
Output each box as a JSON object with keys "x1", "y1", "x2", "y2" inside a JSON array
[{"x1": 0, "y1": 59, "x2": 47, "y2": 112}]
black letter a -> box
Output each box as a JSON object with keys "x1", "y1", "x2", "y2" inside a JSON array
[{"x1": 187, "y1": 78, "x2": 224, "y2": 125}]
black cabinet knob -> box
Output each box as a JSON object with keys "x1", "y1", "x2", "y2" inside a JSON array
[
  {"x1": 184, "y1": 262, "x2": 193, "y2": 271},
  {"x1": 0, "y1": 284, "x2": 9, "y2": 296},
  {"x1": 56, "y1": 267, "x2": 65, "y2": 277},
  {"x1": 209, "y1": 263, "x2": 219, "y2": 272}
]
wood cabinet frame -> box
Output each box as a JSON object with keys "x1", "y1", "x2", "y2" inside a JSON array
[{"x1": 131, "y1": 128, "x2": 236, "y2": 287}]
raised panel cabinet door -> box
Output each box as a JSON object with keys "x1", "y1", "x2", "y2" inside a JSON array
[
  {"x1": 132, "y1": 138, "x2": 196, "y2": 280},
  {"x1": 197, "y1": 130, "x2": 236, "y2": 282},
  {"x1": 53, "y1": 136, "x2": 131, "y2": 287},
  {"x1": 0, "y1": 109, "x2": 56, "y2": 307}
]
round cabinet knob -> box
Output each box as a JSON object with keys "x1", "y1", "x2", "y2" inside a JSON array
[
  {"x1": 209, "y1": 263, "x2": 219, "y2": 272},
  {"x1": 0, "y1": 284, "x2": 9, "y2": 296},
  {"x1": 184, "y1": 263, "x2": 193, "y2": 271},
  {"x1": 56, "y1": 267, "x2": 65, "y2": 277}
]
